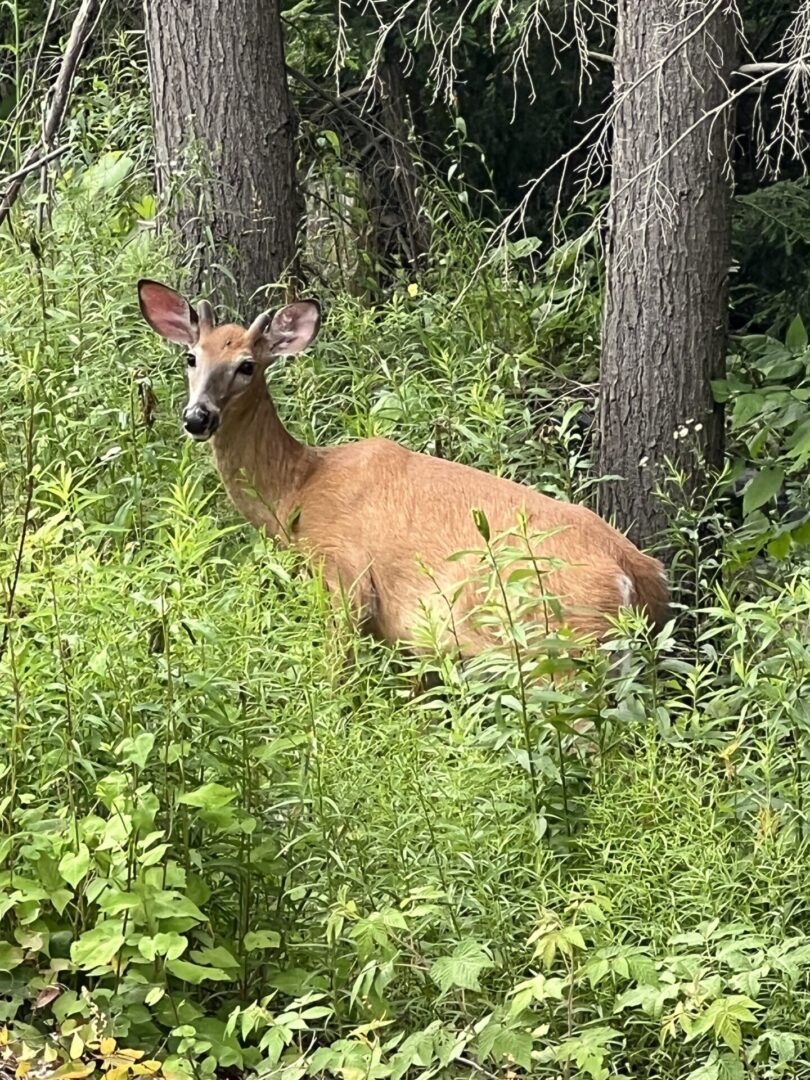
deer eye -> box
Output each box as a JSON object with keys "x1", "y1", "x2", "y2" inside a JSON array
[
  {"x1": 186, "y1": 353, "x2": 196, "y2": 368},
  {"x1": 237, "y1": 359, "x2": 255, "y2": 377}
]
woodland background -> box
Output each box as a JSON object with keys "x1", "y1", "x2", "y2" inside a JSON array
[{"x1": 2, "y1": 2, "x2": 810, "y2": 1079}]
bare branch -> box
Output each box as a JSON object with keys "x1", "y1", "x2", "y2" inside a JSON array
[
  {"x1": 0, "y1": 0, "x2": 59, "y2": 165},
  {"x1": 0, "y1": 144, "x2": 69, "y2": 189},
  {"x1": 456, "y1": 0, "x2": 810, "y2": 307},
  {"x1": 0, "y1": 0, "x2": 104, "y2": 230},
  {"x1": 737, "y1": 61, "x2": 792, "y2": 74},
  {"x1": 345, "y1": 0, "x2": 612, "y2": 106},
  {"x1": 755, "y1": 1, "x2": 810, "y2": 174}
]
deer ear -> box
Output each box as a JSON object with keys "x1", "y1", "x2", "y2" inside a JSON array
[
  {"x1": 138, "y1": 279, "x2": 198, "y2": 346},
  {"x1": 267, "y1": 300, "x2": 321, "y2": 356}
]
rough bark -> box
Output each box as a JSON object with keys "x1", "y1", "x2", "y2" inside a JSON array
[
  {"x1": 598, "y1": 0, "x2": 737, "y2": 547},
  {"x1": 143, "y1": 0, "x2": 300, "y2": 307}
]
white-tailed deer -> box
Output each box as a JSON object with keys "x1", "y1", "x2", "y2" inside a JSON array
[{"x1": 138, "y1": 280, "x2": 669, "y2": 656}]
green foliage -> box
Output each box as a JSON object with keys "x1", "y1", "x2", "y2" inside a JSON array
[
  {"x1": 711, "y1": 317, "x2": 810, "y2": 567},
  {"x1": 732, "y1": 180, "x2": 810, "y2": 335},
  {"x1": 3, "y1": 11, "x2": 810, "y2": 1077},
  {"x1": 3, "y1": 154, "x2": 810, "y2": 1079}
]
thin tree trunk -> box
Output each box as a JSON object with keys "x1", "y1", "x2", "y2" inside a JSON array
[
  {"x1": 143, "y1": 0, "x2": 301, "y2": 308},
  {"x1": 374, "y1": 40, "x2": 430, "y2": 270},
  {"x1": 598, "y1": 0, "x2": 737, "y2": 547}
]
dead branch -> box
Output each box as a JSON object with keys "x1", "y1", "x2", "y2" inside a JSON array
[
  {"x1": 585, "y1": 51, "x2": 789, "y2": 76},
  {"x1": 453, "y1": 0, "x2": 810, "y2": 308},
  {"x1": 1, "y1": 144, "x2": 68, "y2": 190},
  {"x1": 0, "y1": 0, "x2": 102, "y2": 230},
  {"x1": 352, "y1": 0, "x2": 611, "y2": 106},
  {"x1": 738, "y1": 61, "x2": 793, "y2": 74},
  {"x1": 0, "y1": 0, "x2": 59, "y2": 166}
]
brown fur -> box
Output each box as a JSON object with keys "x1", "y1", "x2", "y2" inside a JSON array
[{"x1": 138, "y1": 285, "x2": 670, "y2": 658}]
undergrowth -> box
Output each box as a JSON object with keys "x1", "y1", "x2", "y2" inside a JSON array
[{"x1": 2, "y1": 89, "x2": 810, "y2": 1080}]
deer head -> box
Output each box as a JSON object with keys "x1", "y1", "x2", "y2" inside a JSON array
[{"x1": 137, "y1": 280, "x2": 321, "y2": 441}]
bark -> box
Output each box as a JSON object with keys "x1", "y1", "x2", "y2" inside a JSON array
[
  {"x1": 598, "y1": 0, "x2": 738, "y2": 547},
  {"x1": 143, "y1": 0, "x2": 301, "y2": 308}
]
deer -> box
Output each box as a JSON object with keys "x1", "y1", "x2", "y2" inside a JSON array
[{"x1": 137, "y1": 280, "x2": 669, "y2": 661}]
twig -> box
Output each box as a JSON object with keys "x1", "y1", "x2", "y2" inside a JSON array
[
  {"x1": 737, "y1": 61, "x2": 795, "y2": 74},
  {"x1": 582, "y1": 48, "x2": 772, "y2": 73},
  {"x1": 0, "y1": 0, "x2": 59, "y2": 165},
  {"x1": 608, "y1": 53, "x2": 810, "y2": 208},
  {"x1": 458, "y1": 5, "x2": 810, "y2": 307},
  {"x1": 0, "y1": 0, "x2": 101, "y2": 229},
  {"x1": 42, "y1": 0, "x2": 100, "y2": 146},
  {"x1": 1, "y1": 144, "x2": 68, "y2": 190},
  {"x1": 455, "y1": 1057, "x2": 500, "y2": 1080},
  {"x1": 0, "y1": 402, "x2": 36, "y2": 667},
  {"x1": 287, "y1": 63, "x2": 416, "y2": 156}
]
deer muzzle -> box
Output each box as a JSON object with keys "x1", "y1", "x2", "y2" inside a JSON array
[{"x1": 182, "y1": 402, "x2": 220, "y2": 440}]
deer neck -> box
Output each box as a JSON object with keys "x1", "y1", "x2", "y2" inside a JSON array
[{"x1": 211, "y1": 383, "x2": 316, "y2": 540}]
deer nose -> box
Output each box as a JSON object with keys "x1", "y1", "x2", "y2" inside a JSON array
[{"x1": 182, "y1": 403, "x2": 218, "y2": 438}]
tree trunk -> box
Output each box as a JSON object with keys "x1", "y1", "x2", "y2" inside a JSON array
[
  {"x1": 143, "y1": 0, "x2": 300, "y2": 308},
  {"x1": 597, "y1": 0, "x2": 737, "y2": 547},
  {"x1": 373, "y1": 40, "x2": 430, "y2": 271}
]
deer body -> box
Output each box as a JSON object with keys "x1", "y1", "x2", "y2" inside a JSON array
[{"x1": 138, "y1": 281, "x2": 669, "y2": 655}]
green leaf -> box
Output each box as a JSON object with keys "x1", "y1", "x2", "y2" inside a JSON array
[
  {"x1": 790, "y1": 518, "x2": 810, "y2": 546},
  {"x1": 138, "y1": 932, "x2": 187, "y2": 962},
  {"x1": 116, "y1": 732, "x2": 155, "y2": 769},
  {"x1": 151, "y1": 891, "x2": 206, "y2": 922},
  {"x1": 244, "y1": 930, "x2": 281, "y2": 951},
  {"x1": 258, "y1": 1027, "x2": 290, "y2": 1067},
  {"x1": 786, "y1": 314, "x2": 808, "y2": 353},
  {"x1": 139, "y1": 842, "x2": 170, "y2": 867},
  {"x1": 759, "y1": 357, "x2": 804, "y2": 380},
  {"x1": 563, "y1": 926, "x2": 586, "y2": 951},
  {"x1": 615, "y1": 982, "x2": 677, "y2": 1018},
  {"x1": 166, "y1": 958, "x2": 232, "y2": 984},
  {"x1": 627, "y1": 952, "x2": 659, "y2": 985},
  {"x1": 716, "y1": 1015, "x2": 742, "y2": 1054},
  {"x1": 508, "y1": 973, "x2": 565, "y2": 1016},
  {"x1": 52, "y1": 889, "x2": 73, "y2": 916},
  {"x1": 686, "y1": 1053, "x2": 722, "y2": 1080},
  {"x1": 508, "y1": 237, "x2": 541, "y2": 260},
  {"x1": 768, "y1": 531, "x2": 792, "y2": 559},
  {"x1": 71, "y1": 921, "x2": 125, "y2": 969},
  {"x1": 0, "y1": 942, "x2": 24, "y2": 971},
  {"x1": 58, "y1": 844, "x2": 91, "y2": 889},
  {"x1": 320, "y1": 128, "x2": 340, "y2": 155},
  {"x1": 787, "y1": 417, "x2": 810, "y2": 458},
  {"x1": 430, "y1": 941, "x2": 493, "y2": 993},
  {"x1": 731, "y1": 393, "x2": 767, "y2": 430},
  {"x1": 478, "y1": 1019, "x2": 533, "y2": 1071},
  {"x1": 711, "y1": 379, "x2": 730, "y2": 403},
  {"x1": 493, "y1": 1028, "x2": 533, "y2": 1072},
  {"x1": 191, "y1": 945, "x2": 239, "y2": 969},
  {"x1": 178, "y1": 783, "x2": 237, "y2": 810},
  {"x1": 689, "y1": 996, "x2": 760, "y2": 1055},
  {"x1": 471, "y1": 508, "x2": 490, "y2": 542},
  {"x1": 390, "y1": 1029, "x2": 435, "y2": 1080},
  {"x1": 79, "y1": 152, "x2": 134, "y2": 196},
  {"x1": 743, "y1": 467, "x2": 784, "y2": 515}
]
